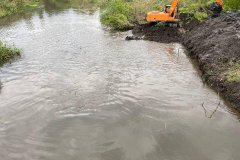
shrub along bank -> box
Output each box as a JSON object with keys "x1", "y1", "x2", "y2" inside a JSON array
[
  {"x1": 0, "y1": 42, "x2": 21, "y2": 66},
  {"x1": 0, "y1": 0, "x2": 41, "y2": 18}
]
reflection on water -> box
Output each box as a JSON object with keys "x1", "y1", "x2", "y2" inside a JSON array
[
  {"x1": 0, "y1": 3, "x2": 240, "y2": 160},
  {"x1": 43, "y1": 0, "x2": 98, "y2": 14},
  {"x1": 0, "y1": 0, "x2": 97, "y2": 28}
]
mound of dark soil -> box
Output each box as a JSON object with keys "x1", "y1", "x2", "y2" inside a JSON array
[
  {"x1": 183, "y1": 12, "x2": 240, "y2": 110},
  {"x1": 132, "y1": 24, "x2": 181, "y2": 43}
]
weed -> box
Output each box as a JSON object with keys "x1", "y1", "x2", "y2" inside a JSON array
[
  {"x1": 100, "y1": 0, "x2": 133, "y2": 30},
  {"x1": 0, "y1": 0, "x2": 41, "y2": 18},
  {"x1": 0, "y1": 42, "x2": 21, "y2": 66}
]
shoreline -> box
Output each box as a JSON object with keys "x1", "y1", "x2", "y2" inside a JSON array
[{"x1": 130, "y1": 12, "x2": 240, "y2": 110}]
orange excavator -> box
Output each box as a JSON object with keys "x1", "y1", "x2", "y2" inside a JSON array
[{"x1": 146, "y1": 0, "x2": 224, "y2": 23}]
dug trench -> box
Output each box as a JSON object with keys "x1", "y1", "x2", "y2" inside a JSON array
[{"x1": 127, "y1": 12, "x2": 240, "y2": 111}]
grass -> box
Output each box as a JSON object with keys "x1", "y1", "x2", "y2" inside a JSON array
[
  {"x1": 0, "y1": 42, "x2": 21, "y2": 66},
  {"x1": 19, "y1": 0, "x2": 41, "y2": 12},
  {"x1": 100, "y1": 0, "x2": 133, "y2": 30},
  {"x1": 224, "y1": 64, "x2": 240, "y2": 83},
  {"x1": 0, "y1": 0, "x2": 41, "y2": 18}
]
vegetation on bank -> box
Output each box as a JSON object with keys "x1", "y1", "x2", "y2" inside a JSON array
[
  {"x1": 100, "y1": 0, "x2": 133, "y2": 30},
  {"x1": 0, "y1": 1, "x2": 32, "y2": 65},
  {"x1": 0, "y1": 42, "x2": 21, "y2": 66},
  {"x1": 100, "y1": 0, "x2": 240, "y2": 30},
  {"x1": 0, "y1": 0, "x2": 41, "y2": 18},
  {"x1": 100, "y1": 0, "x2": 161, "y2": 30},
  {"x1": 0, "y1": 0, "x2": 100, "y2": 65}
]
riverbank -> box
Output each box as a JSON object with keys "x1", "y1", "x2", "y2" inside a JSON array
[
  {"x1": 131, "y1": 12, "x2": 240, "y2": 110},
  {"x1": 0, "y1": 0, "x2": 39, "y2": 65},
  {"x1": 0, "y1": 0, "x2": 41, "y2": 18},
  {"x1": 183, "y1": 12, "x2": 240, "y2": 110}
]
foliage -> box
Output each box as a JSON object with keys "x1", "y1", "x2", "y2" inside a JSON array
[
  {"x1": 0, "y1": 0, "x2": 41, "y2": 18},
  {"x1": 0, "y1": 42, "x2": 21, "y2": 66},
  {"x1": 101, "y1": 13, "x2": 133, "y2": 30},
  {"x1": 224, "y1": 0, "x2": 240, "y2": 11},
  {"x1": 100, "y1": 0, "x2": 133, "y2": 30},
  {"x1": 194, "y1": 11, "x2": 208, "y2": 21}
]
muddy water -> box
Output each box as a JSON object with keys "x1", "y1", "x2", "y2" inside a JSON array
[{"x1": 0, "y1": 5, "x2": 240, "y2": 160}]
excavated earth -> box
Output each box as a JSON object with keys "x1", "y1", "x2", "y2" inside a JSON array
[
  {"x1": 130, "y1": 12, "x2": 240, "y2": 111},
  {"x1": 130, "y1": 23, "x2": 181, "y2": 43}
]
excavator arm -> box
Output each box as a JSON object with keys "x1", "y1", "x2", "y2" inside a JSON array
[{"x1": 168, "y1": 0, "x2": 179, "y2": 16}]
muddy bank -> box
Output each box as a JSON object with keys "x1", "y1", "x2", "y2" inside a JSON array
[
  {"x1": 131, "y1": 24, "x2": 181, "y2": 43},
  {"x1": 183, "y1": 12, "x2": 240, "y2": 110},
  {"x1": 131, "y1": 12, "x2": 240, "y2": 110}
]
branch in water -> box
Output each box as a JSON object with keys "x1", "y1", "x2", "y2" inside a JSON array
[{"x1": 201, "y1": 102, "x2": 220, "y2": 118}]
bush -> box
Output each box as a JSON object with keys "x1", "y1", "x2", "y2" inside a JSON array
[
  {"x1": 0, "y1": 42, "x2": 21, "y2": 65},
  {"x1": 101, "y1": 13, "x2": 133, "y2": 30},
  {"x1": 194, "y1": 11, "x2": 208, "y2": 21},
  {"x1": 100, "y1": 0, "x2": 134, "y2": 30},
  {"x1": 0, "y1": 0, "x2": 40, "y2": 18}
]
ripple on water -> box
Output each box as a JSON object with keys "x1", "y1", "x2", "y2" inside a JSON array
[{"x1": 0, "y1": 7, "x2": 240, "y2": 160}]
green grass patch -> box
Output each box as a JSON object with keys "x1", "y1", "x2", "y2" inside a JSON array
[
  {"x1": 100, "y1": 0, "x2": 134, "y2": 30},
  {"x1": 19, "y1": 0, "x2": 41, "y2": 13},
  {"x1": 101, "y1": 13, "x2": 133, "y2": 30},
  {"x1": 224, "y1": 0, "x2": 240, "y2": 11},
  {"x1": 0, "y1": 42, "x2": 21, "y2": 66},
  {"x1": 224, "y1": 63, "x2": 240, "y2": 83},
  {"x1": 0, "y1": 0, "x2": 41, "y2": 18},
  {"x1": 194, "y1": 11, "x2": 208, "y2": 21}
]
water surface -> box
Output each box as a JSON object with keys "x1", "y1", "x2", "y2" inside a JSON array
[{"x1": 0, "y1": 4, "x2": 240, "y2": 160}]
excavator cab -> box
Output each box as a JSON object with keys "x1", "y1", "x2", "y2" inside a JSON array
[
  {"x1": 164, "y1": 5, "x2": 171, "y2": 13},
  {"x1": 146, "y1": 0, "x2": 179, "y2": 23}
]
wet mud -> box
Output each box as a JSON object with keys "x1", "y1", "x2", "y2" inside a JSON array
[
  {"x1": 183, "y1": 12, "x2": 240, "y2": 110},
  {"x1": 130, "y1": 23, "x2": 181, "y2": 43}
]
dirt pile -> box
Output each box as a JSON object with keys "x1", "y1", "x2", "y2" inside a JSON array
[
  {"x1": 131, "y1": 24, "x2": 181, "y2": 43},
  {"x1": 183, "y1": 12, "x2": 240, "y2": 110}
]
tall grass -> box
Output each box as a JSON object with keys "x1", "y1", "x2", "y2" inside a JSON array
[
  {"x1": 100, "y1": 0, "x2": 164, "y2": 30},
  {"x1": 224, "y1": 0, "x2": 240, "y2": 11},
  {"x1": 100, "y1": 0, "x2": 133, "y2": 30},
  {"x1": 0, "y1": 42, "x2": 21, "y2": 66},
  {"x1": 0, "y1": 0, "x2": 41, "y2": 18}
]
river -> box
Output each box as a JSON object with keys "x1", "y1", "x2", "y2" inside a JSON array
[{"x1": 0, "y1": 2, "x2": 240, "y2": 160}]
